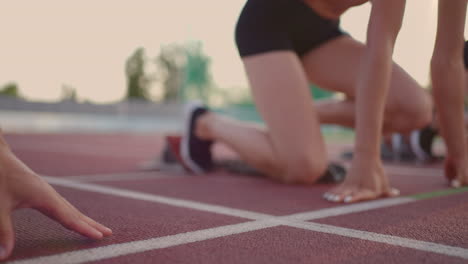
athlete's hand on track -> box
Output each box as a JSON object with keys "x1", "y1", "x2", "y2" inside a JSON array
[
  {"x1": 444, "y1": 156, "x2": 468, "y2": 188},
  {"x1": 324, "y1": 157, "x2": 399, "y2": 203},
  {"x1": 0, "y1": 140, "x2": 112, "y2": 260}
]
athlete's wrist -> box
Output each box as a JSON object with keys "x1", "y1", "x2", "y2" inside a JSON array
[{"x1": 352, "y1": 147, "x2": 381, "y2": 164}]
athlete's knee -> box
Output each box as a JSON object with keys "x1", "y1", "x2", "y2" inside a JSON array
[
  {"x1": 389, "y1": 104, "x2": 432, "y2": 133},
  {"x1": 404, "y1": 93, "x2": 432, "y2": 130},
  {"x1": 279, "y1": 154, "x2": 327, "y2": 184},
  {"x1": 386, "y1": 89, "x2": 432, "y2": 133}
]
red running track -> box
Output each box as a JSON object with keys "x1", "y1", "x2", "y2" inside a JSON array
[{"x1": 2, "y1": 132, "x2": 467, "y2": 264}]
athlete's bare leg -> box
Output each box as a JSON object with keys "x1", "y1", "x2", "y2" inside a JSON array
[{"x1": 197, "y1": 51, "x2": 328, "y2": 183}]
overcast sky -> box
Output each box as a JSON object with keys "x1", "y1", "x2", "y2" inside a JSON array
[{"x1": 0, "y1": 0, "x2": 461, "y2": 103}]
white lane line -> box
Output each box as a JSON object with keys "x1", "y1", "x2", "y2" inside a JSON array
[
  {"x1": 283, "y1": 197, "x2": 415, "y2": 221},
  {"x1": 44, "y1": 176, "x2": 272, "y2": 221},
  {"x1": 64, "y1": 172, "x2": 186, "y2": 182},
  {"x1": 289, "y1": 222, "x2": 468, "y2": 260},
  {"x1": 6, "y1": 220, "x2": 280, "y2": 264},
  {"x1": 8, "y1": 217, "x2": 468, "y2": 264},
  {"x1": 44, "y1": 177, "x2": 414, "y2": 222},
  {"x1": 16, "y1": 176, "x2": 463, "y2": 263},
  {"x1": 45, "y1": 176, "x2": 413, "y2": 222}
]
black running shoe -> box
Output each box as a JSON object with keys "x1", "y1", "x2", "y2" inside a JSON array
[
  {"x1": 410, "y1": 126, "x2": 437, "y2": 162},
  {"x1": 318, "y1": 163, "x2": 346, "y2": 183},
  {"x1": 181, "y1": 102, "x2": 214, "y2": 174}
]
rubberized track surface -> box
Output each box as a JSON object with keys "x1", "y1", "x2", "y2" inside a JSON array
[{"x1": 2, "y1": 133, "x2": 467, "y2": 264}]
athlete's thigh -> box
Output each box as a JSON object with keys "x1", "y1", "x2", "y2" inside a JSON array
[
  {"x1": 242, "y1": 51, "x2": 326, "y2": 162},
  {"x1": 301, "y1": 36, "x2": 425, "y2": 108}
]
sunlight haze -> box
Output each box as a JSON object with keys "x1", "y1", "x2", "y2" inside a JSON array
[{"x1": 0, "y1": 0, "x2": 464, "y2": 102}]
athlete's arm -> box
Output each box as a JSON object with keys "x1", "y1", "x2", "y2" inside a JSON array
[
  {"x1": 432, "y1": 0, "x2": 468, "y2": 186},
  {"x1": 0, "y1": 131, "x2": 112, "y2": 260},
  {"x1": 352, "y1": 0, "x2": 405, "y2": 163}
]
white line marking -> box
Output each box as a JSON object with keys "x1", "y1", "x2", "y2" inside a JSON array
[
  {"x1": 9, "y1": 176, "x2": 464, "y2": 264},
  {"x1": 283, "y1": 197, "x2": 415, "y2": 221},
  {"x1": 8, "y1": 218, "x2": 468, "y2": 264},
  {"x1": 64, "y1": 172, "x2": 186, "y2": 182},
  {"x1": 6, "y1": 221, "x2": 280, "y2": 264},
  {"x1": 288, "y1": 222, "x2": 468, "y2": 260},
  {"x1": 44, "y1": 176, "x2": 272, "y2": 221}
]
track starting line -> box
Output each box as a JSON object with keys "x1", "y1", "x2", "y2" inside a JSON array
[{"x1": 6, "y1": 176, "x2": 468, "y2": 264}]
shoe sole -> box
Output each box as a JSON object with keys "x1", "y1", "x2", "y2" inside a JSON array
[{"x1": 181, "y1": 101, "x2": 206, "y2": 175}]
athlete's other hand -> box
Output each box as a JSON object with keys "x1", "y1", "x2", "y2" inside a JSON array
[{"x1": 0, "y1": 138, "x2": 112, "y2": 260}]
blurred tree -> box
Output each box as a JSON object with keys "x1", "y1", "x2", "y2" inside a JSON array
[
  {"x1": 0, "y1": 83, "x2": 20, "y2": 98},
  {"x1": 183, "y1": 42, "x2": 212, "y2": 103},
  {"x1": 125, "y1": 47, "x2": 151, "y2": 101},
  {"x1": 60, "y1": 84, "x2": 78, "y2": 102},
  {"x1": 155, "y1": 45, "x2": 185, "y2": 102},
  {"x1": 154, "y1": 41, "x2": 213, "y2": 103}
]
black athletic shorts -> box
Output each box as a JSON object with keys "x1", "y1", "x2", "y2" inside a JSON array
[{"x1": 235, "y1": 0, "x2": 346, "y2": 58}]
